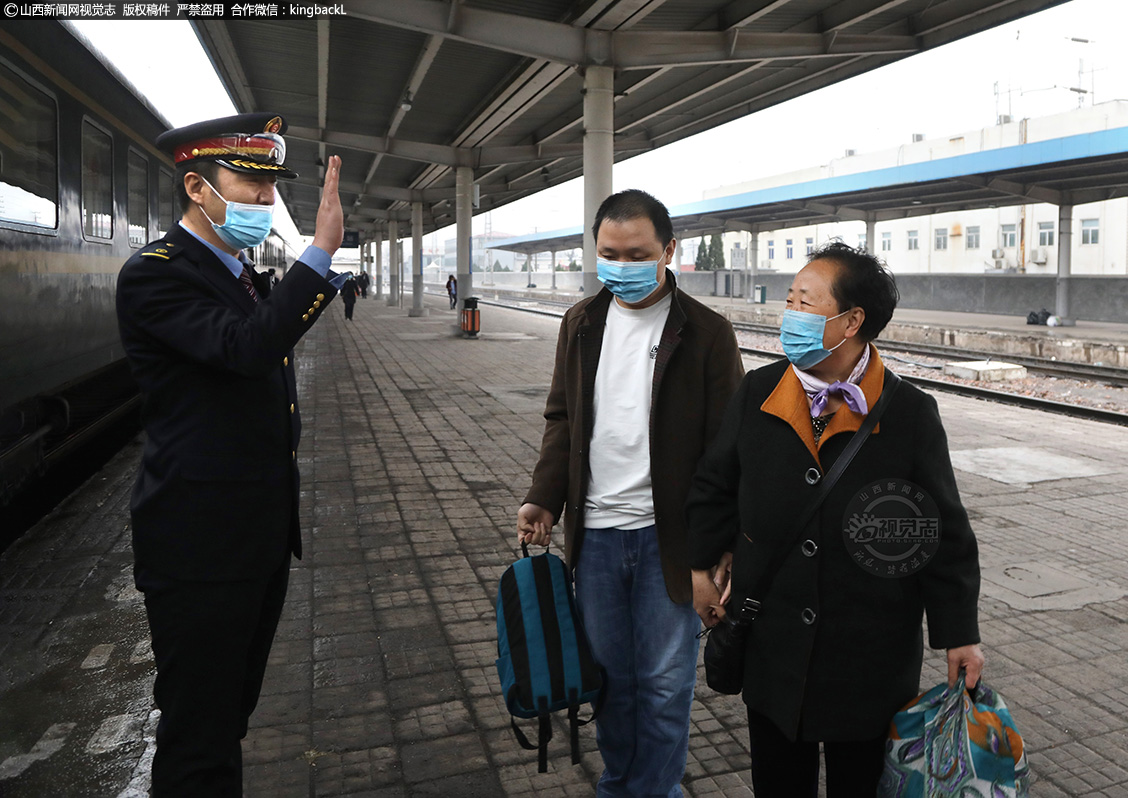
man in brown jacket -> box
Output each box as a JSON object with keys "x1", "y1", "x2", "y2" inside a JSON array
[{"x1": 518, "y1": 190, "x2": 743, "y2": 796}]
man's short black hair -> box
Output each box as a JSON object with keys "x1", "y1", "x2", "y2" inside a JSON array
[
  {"x1": 808, "y1": 240, "x2": 899, "y2": 342},
  {"x1": 592, "y1": 189, "x2": 674, "y2": 248},
  {"x1": 175, "y1": 161, "x2": 220, "y2": 213}
]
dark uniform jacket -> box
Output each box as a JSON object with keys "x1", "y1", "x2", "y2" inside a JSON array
[
  {"x1": 116, "y1": 224, "x2": 338, "y2": 582},
  {"x1": 686, "y1": 350, "x2": 980, "y2": 741},
  {"x1": 524, "y1": 271, "x2": 744, "y2": 604}
]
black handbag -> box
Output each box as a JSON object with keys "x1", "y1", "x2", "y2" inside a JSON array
[{"x1": 702, "y1": 372, "x2": 902, "y2": 695}]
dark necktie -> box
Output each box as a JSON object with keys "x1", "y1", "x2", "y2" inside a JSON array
[{"x1": 239, "y1": 265, "x2": 259, "y2": 303}]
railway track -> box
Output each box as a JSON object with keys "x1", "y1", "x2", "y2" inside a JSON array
[
  {"x1": 729, "y1": 320, "x2": 1128, "y2": 388},
  {"x1": 470, "y1": 292, "x2": 1128, "y2": 428}
]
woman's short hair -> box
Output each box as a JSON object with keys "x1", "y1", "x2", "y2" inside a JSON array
[
  {"x1": 809, "y1": 241, "x2": 899, "y2": 342},
  {"x1": 592, "y1": 189, "x2": 674, "y2": 247}
]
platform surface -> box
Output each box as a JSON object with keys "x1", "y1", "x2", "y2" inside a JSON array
[{"x1": 3, "y1": 293, "x2": 1128, "y2": 797}]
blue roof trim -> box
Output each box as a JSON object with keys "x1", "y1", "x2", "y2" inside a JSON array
[
  {"x1": 671, "y1": 126, "x2": 1128, "y2": 217},
  {"x1": 491, "y1": 126, "x2": 1128, "y2": 249}
]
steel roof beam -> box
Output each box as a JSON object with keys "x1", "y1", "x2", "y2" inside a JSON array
[
  {"x1": 818, "y1": 0, "x2": 914, "y2": 32},
  {"x1": 779, "y1": 199, "x2": 869, "y2": 222},
  {"x1": 615, "y1": 31, "x2": 918, "y2": 68},
  {"x1": 287, "y1": 125, "x2": 651, "y2": 167},
  {"x1": 191, "y1": 22, "x2": 257, "y2": 112},
  {"x1": 360, "y1": 35, "x2": 443, "y2": 185},
  {"x1": 343, "y1": 0, "x2": 918, "y2": 68},
  {"x1": 955, "y1": 174, "x2": 1063, "y2": 205},
  {"x1": 714, "y1": 0, "x2": 793, "y2": 31},
  {"x1": 913, "y1": 0, "x2": 1070, "y2": 46},
  {"x1": 588, "y1": 0, "x2": 670, "y2": 30}
]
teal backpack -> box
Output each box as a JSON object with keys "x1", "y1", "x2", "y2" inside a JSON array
[{"x1": 495, "y1": 545, "x2": 605, "y2": 772}]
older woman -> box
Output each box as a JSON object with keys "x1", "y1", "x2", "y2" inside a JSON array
[{"x1": 686, "y1": 242, "x2": 984, "y2": 796}]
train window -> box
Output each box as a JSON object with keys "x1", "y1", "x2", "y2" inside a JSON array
[
  {"x1": 158, "y1": 169, "x2": 174, "y2": 236},
  {"x1": 82, "y1": 120, "x2": 113, "y2": 239},
  {"x1": 128, "y1": 149, "x2": 148, "y2": 247},
  {"x1": 0, "y1": 61, "x2": 58, "y2": 230}
]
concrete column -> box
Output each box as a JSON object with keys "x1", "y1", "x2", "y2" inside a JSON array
[
  {"x1": 1055, "y1": 204, "x2": 1075, "y2": 325},
  {"x1": 374, "y1": 230, "x2": 383, "y2": 298},
  {"x1": 675, "y1": 238, "x2": 683, "y2": 270},
  {"x1": 746, "y1": 228, "x2": 759, "y2": 304},
  {"x1": 456, "y1": 166, "x2": 473, "y2": 309},
  {"x1": 866, "y1": 217, "x2": 877, "y2": 255},
  {"x1": 582, "y1": 65, "x2": 614, "y2": 297},
  {"x1": 409, "y1": 201, "x2": 428, "y2": 317},
  {"x1": 550, "y1": 249, "x2": 557, "y2": 291},
  {"x1": 387, "y1": 220, "x2": 399, "y2": 307}
]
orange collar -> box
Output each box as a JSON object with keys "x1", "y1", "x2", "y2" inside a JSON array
[{"x1": 761, "y1": 345, "x2": 886, "y2": 466}]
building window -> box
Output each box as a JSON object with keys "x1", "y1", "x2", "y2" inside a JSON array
[
  {"x1": 767, "y1": 240, "x2": 774, "y2": 260},
  {"x1": 1081, "y1": 218, "x2": 1099, "y2": 245},
  {"x1": 128, "y1": 149, "x2": 149, "y2": 247},
  {"x1": 806, "y1": 237, "x2": 814, "y2": 255},
  {"x1": 158, "y1": 169, "x2": 175, "y2": 236},
  {"x1": 1001, "y1": 224, "x2": 1016, "y2": 248},
  {"x1": 1037, "y1": 222, "x2": 1054, "y2": 247},
  {"x1": 858, "y1": 233, "x2": 866, "y2": 251},
  {"x1": 935, "y1": 228, "x2": 948, "y2": 250},
  {"x1": 82, "y1": 119, "x2": 113, "y2": 239},
  {"x1": 907, "y1": 230, "x2": 919, "y2": 251},
  {"x1": 786, "y1": 239, "x2": 793, "y2": 259},
  {"x1": 0, "y1": 62, "x2": 58, "y2": 229},
  {"x1": 966, "y1": 226, "x2": 980, "y2": 249},
  {"x1": 881, "y1": 231, "x2": 891, "y2": 251}
]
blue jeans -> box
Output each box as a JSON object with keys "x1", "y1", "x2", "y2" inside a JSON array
[{"x1": 575, "y1": 526, "x2": 700, "y2": 798}]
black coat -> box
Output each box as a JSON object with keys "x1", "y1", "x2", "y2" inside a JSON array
[
  {"x1": 116, "y1": 224, "x2": 338, "y2": 581},
  {"x1": 341, "y1": 278, "x2": 358, "y2": 305},
  {"x1": 686, "y1": 351, "x2": 980, "y2": 742}
]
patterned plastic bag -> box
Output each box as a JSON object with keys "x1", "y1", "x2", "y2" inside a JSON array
[{"x1": 879, "y1": 670, "x2": 1029, "y2": 797}]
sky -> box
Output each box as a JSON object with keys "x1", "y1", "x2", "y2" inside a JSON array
[{"x1": 71, "y1": 0, "x2": 1128, "y2": 254}]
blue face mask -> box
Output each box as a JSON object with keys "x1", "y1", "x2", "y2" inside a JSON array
[
  {"x1": 199, "y1": 175, "x2": 274, "y2": 250},
  {"x1": 779, "y1": 308, "x2": 850, "y2": 370},
  {"x1": 597, "y1": 256, "x2": 663, "y2": 304}
]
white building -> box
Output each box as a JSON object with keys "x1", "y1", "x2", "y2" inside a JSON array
[{"x1": 705, "y1": 102, "x2": 1128, "y2": 277}]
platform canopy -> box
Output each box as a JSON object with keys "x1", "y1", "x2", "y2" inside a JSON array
[
  {"x1": 192, "y1": 0, "x2": 1070, "y2": 238},
  {"x1": 490, "y1": 124, "x2": 1128, "y2": 254}
]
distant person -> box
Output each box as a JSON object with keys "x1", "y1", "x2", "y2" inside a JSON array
[
  {"x1": 357, "y1": 270, "x2": 369, "y2": 298},
  {"x1": 342, "y1": 274, "x2": 358, "y2": 320},
  {"x1": 686, "y1": 242, "x2": 984, "y2": 797},
  {"x1": 116, "y1": 112, "x2": 348, "y2": 797},
  {"x1": 446, "y1": 274, "x2": 457, "y2": 309},
  {"x1": 517, "y1": 189, "x2": 744, "y2": 797}
]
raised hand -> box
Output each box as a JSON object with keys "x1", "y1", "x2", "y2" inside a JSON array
[{"x1": 312, "y1": 154, "x2": 344, "y2": 256}]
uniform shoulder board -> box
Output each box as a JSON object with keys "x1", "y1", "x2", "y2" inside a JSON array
[{"x1": 138, "y1": 242, "x2": 179, "y2": 260}]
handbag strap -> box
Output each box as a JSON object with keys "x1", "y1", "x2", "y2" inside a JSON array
[{"x1": 742, "y1": 370, "x2": 902, "y2": 620}]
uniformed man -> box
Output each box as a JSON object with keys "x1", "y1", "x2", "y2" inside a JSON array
[{"x1": 116, "y1": 112, "x2": 347, "y2": 796}]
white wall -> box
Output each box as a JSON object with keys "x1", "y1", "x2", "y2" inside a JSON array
[{"x1": 706, "y1": 103, "x2": 1128, "y2": 276}]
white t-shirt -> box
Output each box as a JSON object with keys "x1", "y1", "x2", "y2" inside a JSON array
[{"x1": 584, "y1": 292, "x2": 672, "y2": 530}]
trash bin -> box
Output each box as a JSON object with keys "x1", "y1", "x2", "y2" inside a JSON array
[
  {"x1": 753, "y1": 285, "x2": 765, "y2": 304},
  {"x1": 460, "y1": 297, "x2": 480, "y2": 337}
]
